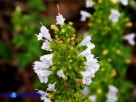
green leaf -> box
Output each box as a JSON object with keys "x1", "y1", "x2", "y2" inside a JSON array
[
  {"x1": 13, "y1": 35, "x2": 25, "y2": 48},
  {"x1": 17, "y1": 53, "x2": 32, "y2": 68},
  {"x1": 0, "y1": 40, "x2": 12, "y2": 59},
  {"x1": 27, "y1": 0, "x2": 45, "y2": 11},
  {"x1": 41, "y1": 17, "x2": 53, "y2": 26}
]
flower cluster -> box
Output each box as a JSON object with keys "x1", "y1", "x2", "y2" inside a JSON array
[
  {"x1": 106, "y1": 85, "x2": 118, "y2": 102},
  {"x1": 81, "y1": 2, "x2": 121, "y2": 23},
  {"x1": 79, "y1": 35, "x2": 100, "y2": 85},
  {"x1": 79, "y1": 0, "x2": 133, "y2": 102},
  {"x1": 33, "y1": 11, "x2": 100, "y2": 101}
]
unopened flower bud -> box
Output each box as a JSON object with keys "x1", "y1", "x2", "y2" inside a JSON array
[
  {"x1": 51, "y1": 25, "x2": 59, "y2": 31},
  {"x1": 51, "y1": 66, "x2": 56, "y2": 71},
  {"x1": 64, "y1": 76, "x2": 68, "y2": 81},
  {"x1": 70, "y1": 37, "x2": 75, "y2": 43},
  {"x1": 125, "y1": 58, "x2": 131, "y2": 64},
  {"x1": 102, "y1": 50, "x2": 108, "y2": 55},
  {"x1": 126, "y1": 22, "x2": 133, "y2": 27},
  {"x1": 111, "y1": 69, "x2": 117, "y2": 77},
  {"x1": 116, "y1": 50, "x2": 121, "y2": 55},
  {"x1": 97, "y1": 88, "x2": 102, "y2": 94}
]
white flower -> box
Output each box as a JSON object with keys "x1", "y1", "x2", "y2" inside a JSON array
[
  {"x1": 82, "y1": 86, "x2": 90, "y2": 96},
  {"x1": 37, "y1": 90, "x2": 52, "y2": 102},
  {"x1": 80, "y1": 35, "x2": 91, "y2": 45},
  {"x1": 85, "y1": 0, "x2": 94, "y2": 8},
  {"x1": 89, "y1": 95, "x2": 97, "y2": 102},
  {"x1": 40, "y1": 25, "x2": 52, "y2": 41},
  {"x1": 109, "y1": 9, "x2": 120, "y2": 23},
  {"x1": 37, "y1": 33, "x2": 43, "y2": 40},
  {"x1": 119, "y1": 0, "x2": 128, "y2": 6},
  {"x1": 80, "y1": 10, "x2": 90, "y2": 22},
  {"x1": 56, "y1": 14, "x2": 65, "y2": 25},
  {"x1": 108, "y1": 85, "x2": 118, "y2": 95},
  {"x1": 106, "y1": 85, "x2": 118, "y2": 102},
  {"x1": 43, "y1": 98, "x2": 52, "y2": 102},
  {"x1": 80, "y1": 35, "x2": 95, "y2": 49},
  {"x1": 40, "y1": 54, "x2": 53, "y2": 66},
  {"x1": 79, "y1": 48, "x2": 94, "y2": 60},
  {"x1": 124, "y1": 33, "x2": 135, "y2": 46},
  {"x1": 37, "y1": 25, "x2": 52, "y2": 41},
  {"x1": 37, "y1": 90, "x2": 48, "y2": 100},
  {"x1": 33, "y1": 61, "x2": 50, "y2": 73},
  {"x1": 37, "y1": 70, "x2": 52, "y2": 83},
  {"x1": 81, "y1": 71, "x2": 94, "y2": 85},
  {"x1": 41, "y1": 40, "x2": 52, "y2": 51},
  {"x1": 84, "y1": 58, "x2": 100, "y2": 73},
  {"x1": 57, "y1": 70, "x2": 66, "y2": 78},
  {"x1": 47, "y1": 83, "x2": 56, "y2": 91}
]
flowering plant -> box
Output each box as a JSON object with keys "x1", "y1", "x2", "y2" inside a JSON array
[
  {"x1": 33, "y1": 11, "x2": 100, "y2": 101},
  {"x1": 80, "y1": 0, "x2": 135, "y2": 102}
]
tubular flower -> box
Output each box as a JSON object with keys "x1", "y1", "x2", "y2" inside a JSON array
[
  {"x1": 124, "y1": 33, "x2": 136, "y2": 46},
  {"x1": 85, "y1": 0, "x2": 94, "y2": 8},
  {"x1": 109, "y1": 9, "x2": 120, "y2": 23},
  {"x1": 80, "y1": 10, "x2": 90, "y2": 22},
  {"x1": 106, "y1": 85, "x2": 118, "y2": 102}
]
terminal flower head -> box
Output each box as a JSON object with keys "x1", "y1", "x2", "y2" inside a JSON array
[
  {"x1": 56, "y1": 14, "x2": 65, "y2": 25},
  {"x1": 124, "y1": 33, "x2": 136, "y2": 46},
  {"x1": 85, "y1": 0, "x2": 94, "y2": 8},
  {"x1": 80, "y1": 10, "x2": 90, "y2": 22},
  {"x1": 109, "y1": 9, "x2": 120, "y2": 23},
  {"x1": 34, "y1": 9, "x2": 100, "y2": 101}
]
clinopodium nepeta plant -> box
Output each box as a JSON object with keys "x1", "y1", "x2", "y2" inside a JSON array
[
  {"x1": 33, "y1": 10, "x2": 100, "y2": 101},
  {"x1": 80, "y1": 0, "x2": 135, "y2": 102}
]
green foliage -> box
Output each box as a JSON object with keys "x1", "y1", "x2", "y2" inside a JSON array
[
  {"x1": 12, "y1": 0, "x2": 52, "y2": 67},
  {"x1": 0, "y1": 40, "x2": 12, "y2": 59},
  {"x1": 42, "y1": 22, "x2": 90, "y2": 101},
  {"x1": 27, "y1": 0, "x2": 45, "y2": 11},
  {"x1": 86, "y1": 0, "x2": 134, "y2": 101}
]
